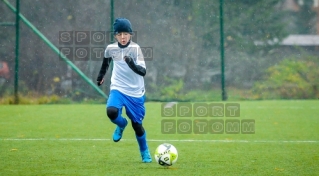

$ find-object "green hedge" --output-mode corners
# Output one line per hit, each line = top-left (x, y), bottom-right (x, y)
(253, 57), (319, 99)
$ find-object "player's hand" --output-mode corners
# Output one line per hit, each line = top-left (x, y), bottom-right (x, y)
(97, 78), (104, 86)
(124, 56), (132, 63)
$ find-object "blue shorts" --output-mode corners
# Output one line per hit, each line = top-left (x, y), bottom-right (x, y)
(107, 90), (145, 124)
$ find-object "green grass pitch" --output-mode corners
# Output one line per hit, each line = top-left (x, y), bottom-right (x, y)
(0, 100), (318, 175)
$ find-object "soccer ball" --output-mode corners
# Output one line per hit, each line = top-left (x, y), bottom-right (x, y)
(154, 143), (178, 166)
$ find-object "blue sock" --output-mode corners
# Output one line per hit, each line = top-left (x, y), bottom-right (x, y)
(111, 116), (127, 128)
(136, 132), (148, 152)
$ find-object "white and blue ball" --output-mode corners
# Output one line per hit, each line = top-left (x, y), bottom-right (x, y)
(154, 143), (178, 166)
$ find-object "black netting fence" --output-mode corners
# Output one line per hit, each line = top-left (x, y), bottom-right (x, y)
(0, 0), (318, 104)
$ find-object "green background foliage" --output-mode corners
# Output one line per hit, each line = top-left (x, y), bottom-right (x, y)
(253, 56), (319, 99)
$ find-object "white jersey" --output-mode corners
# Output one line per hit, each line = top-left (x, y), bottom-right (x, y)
(104, 42), (146, 97)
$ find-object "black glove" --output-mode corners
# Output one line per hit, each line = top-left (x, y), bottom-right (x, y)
(96, 76), (104, 86)
(124, 56), (146, 76)
(124, 55), (132, 63)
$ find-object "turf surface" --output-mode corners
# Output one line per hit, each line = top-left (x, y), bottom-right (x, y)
(0, 100), (318, 175)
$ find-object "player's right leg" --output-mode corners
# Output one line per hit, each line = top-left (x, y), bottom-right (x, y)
(106, 90), (128, 142)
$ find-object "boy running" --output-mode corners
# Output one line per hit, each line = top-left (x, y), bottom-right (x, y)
(96, 18), (152, 163)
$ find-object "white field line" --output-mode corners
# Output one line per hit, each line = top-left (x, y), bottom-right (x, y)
(1, 138), (319, 143)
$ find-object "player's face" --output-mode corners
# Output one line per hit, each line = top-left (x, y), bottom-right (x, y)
(115, 32), (131, 46)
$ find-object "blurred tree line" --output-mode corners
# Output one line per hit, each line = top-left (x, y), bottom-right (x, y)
(0, 0), (318, 102)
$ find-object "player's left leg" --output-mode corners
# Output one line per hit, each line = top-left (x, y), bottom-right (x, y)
(131, 121), (152, 163)
(124, 95), (152, 163)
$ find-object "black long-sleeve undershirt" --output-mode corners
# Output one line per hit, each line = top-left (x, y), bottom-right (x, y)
(124, 56), (146, 77)
(97, 57), (112, 81)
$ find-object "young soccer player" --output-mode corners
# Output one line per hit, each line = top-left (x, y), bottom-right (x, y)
(96, 18), (152, 163)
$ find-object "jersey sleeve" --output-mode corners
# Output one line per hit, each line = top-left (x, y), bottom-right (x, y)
(136, 46), (146, 69)
(104, 46), (110, 58)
